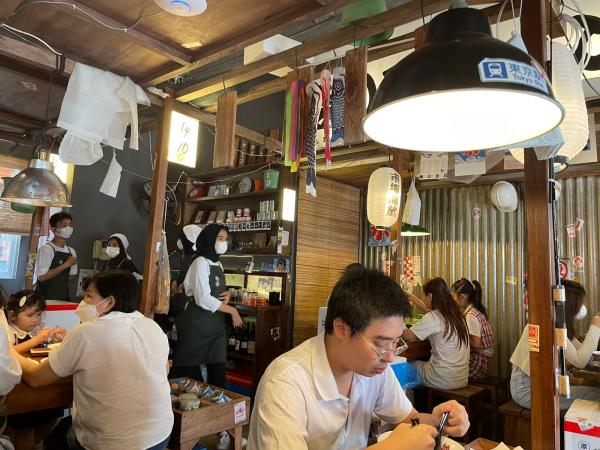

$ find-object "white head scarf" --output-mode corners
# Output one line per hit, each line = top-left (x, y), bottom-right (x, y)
(108, 233), (131, 259)
(183, 224), (202, 251)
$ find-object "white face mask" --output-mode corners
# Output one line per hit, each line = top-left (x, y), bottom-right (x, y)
(215, 241), (228, 255)
(105, 247), (120, 258)
(177, 239), (183, 251)
(75, 297), (108, 323)
(55, 226), (73, 239)
(575, 305), (588, 321)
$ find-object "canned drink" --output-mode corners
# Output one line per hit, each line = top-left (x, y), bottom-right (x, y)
(209, 390), (230, 404)
(198, 384), (214, 399)
(179, 393), (200, 411)
(176, 378), (201, 394)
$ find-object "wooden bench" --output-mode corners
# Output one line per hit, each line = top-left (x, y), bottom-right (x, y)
(498, 400), (531, 450)
(426, 384), (485, 442)
(470, 376), (509, 441)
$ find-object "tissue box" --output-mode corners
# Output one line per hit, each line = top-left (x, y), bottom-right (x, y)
(564, 399), (600, 450)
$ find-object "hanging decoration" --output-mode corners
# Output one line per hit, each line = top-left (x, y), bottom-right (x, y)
(368, 225), (391, 247)
(454, 150), (486, 177)
(367, 167), (401, 227)
(283, 79), (306, 170)
(402, 179), (421, 226)
(417, 153), (448, 180)
(320, 69), (332, 169)
(330, 67), (345, 145)
(305, 80), (323, 197)
(99, 150), (123, 198)
(490, 181), (518, 213)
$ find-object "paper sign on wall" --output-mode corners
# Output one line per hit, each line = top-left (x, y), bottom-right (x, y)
(455, 151), (486, 176)
(168, 111), (199, 168)
(528, 324), (540, 352)
(418, 152), (448, 180)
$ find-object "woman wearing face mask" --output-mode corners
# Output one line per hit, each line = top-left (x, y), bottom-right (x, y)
(510, 279), (600, 413)
(171, 224), (243, 387)
(103, 233), (142, 280)
(35, 212), (78, 301)
(11, 270), (174, 450)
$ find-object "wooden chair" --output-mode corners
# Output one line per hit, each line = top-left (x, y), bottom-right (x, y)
(498, 400), (531, 450)
(470, 376), (509, 440)
(426, 385), (486, 443)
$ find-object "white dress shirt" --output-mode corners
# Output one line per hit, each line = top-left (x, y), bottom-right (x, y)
(248, 334), (413, 450)
(49, 311), (173, 450)
(0, 310), (22, 395)
(183, 256), (223, 312)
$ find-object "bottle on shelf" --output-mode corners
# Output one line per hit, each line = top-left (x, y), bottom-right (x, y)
(234, 327), (241, 352)
(228, 329), (236, 350)
(240, 324), (248, 353)
(247, 323), (256, 355)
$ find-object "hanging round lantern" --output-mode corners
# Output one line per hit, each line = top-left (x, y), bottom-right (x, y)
(491, 181), (518, 212)
(511, 42), (589, 165)
(367, 167), (402, 227)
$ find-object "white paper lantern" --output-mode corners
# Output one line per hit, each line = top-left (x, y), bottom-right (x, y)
(491, 181), (518, 212)
(511, 42), (588, 164)
(367, 167), (402, 227)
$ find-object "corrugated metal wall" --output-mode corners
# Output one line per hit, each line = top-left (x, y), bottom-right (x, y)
(361, 175), (600, 377)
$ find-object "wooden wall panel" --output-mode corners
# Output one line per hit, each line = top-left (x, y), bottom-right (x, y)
(294, 172), (361, 346)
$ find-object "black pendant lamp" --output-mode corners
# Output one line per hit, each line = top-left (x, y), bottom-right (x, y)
(363, 2), (565, 152)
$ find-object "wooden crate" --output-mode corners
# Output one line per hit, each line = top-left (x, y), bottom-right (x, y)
(170, 384), (250, 450)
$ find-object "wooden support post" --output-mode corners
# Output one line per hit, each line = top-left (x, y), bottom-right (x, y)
(140, 88), (174, 318)
(213, 91), (238, 169)
(521, 1), (560, 448)
(344, 46), (368, 145)
(24, 207), (45, 290)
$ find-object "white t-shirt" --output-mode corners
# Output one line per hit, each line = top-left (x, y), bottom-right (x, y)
(183, 256), (224, 312)
(36, 242), (78, 277)
(248, 334), (413, 450)
(48, 311), (173, 450)
(0, 310), (21, 395)
(510, 323), (600, 376)
(411, 311), (470, 389)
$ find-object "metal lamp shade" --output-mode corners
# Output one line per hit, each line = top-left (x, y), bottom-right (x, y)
(1, 159), (71, 207)
(401, 223), (430, 237)
(363, 7), (565, 152)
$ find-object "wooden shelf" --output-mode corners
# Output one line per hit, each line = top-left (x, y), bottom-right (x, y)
(232, 304), (288, 316)
(225, 248), (286, 256)
(227, 350), (255, 362)
(189, 162), (282, 181)
(187, 190), (279, 204)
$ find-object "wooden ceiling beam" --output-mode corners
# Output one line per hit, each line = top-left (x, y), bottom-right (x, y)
(0, 130), (35, 146)
(141, 0), (357, 86)
(203, 77), (288, 113)
(0, 0), (21, 22)
(175, 0), (497, 102)
(46, 1), (191, 65)
(0, 109), (44, 129)
(0, 53), (70, 88)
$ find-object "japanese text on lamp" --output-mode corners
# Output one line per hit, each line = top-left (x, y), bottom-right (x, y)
(386, 173), (401, 217)
(168, 111), (199, 168)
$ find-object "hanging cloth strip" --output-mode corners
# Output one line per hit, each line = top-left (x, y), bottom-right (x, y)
(283, 87), (293, 167)
(320, 69), (332, 170)
(305, 80), (323, 197)
(291, 80), (307, 173)
(330, 67), (345, 145)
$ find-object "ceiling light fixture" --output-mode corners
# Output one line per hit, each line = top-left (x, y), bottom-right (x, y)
(363, 0), (564, 152)
(154, 0), (207, 17)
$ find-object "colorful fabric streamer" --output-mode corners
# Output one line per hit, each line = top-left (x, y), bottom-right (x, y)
(305, 80), (322, 197)
(320, 69), (332, 170)
(331, 67), (345, 145)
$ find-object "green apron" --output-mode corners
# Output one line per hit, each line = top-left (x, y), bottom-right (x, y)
(173, 262), (228, 366)
(35, 244), (71, 301)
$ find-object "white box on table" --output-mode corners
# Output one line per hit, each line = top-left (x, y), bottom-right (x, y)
(564, 399), (600, 450)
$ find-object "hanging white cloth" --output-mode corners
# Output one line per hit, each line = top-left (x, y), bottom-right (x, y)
(99, 151), (123, 198)
(57, 63), (150, 165)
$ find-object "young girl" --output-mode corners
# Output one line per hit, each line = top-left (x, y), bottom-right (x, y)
(5, 290), (65, 354)
(403, 278), (470, 389)
(4, 290), (65, 450)
(451, 278), (494, 381)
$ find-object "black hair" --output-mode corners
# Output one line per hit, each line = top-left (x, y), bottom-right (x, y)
(88, 270), (139, 313)
(6, 290), (46, 315)
(424, 277), (469, 348)
(452, 278), (487, 318)
(195, 223), (229, 263)
(562, 278), (587, 340)
(49, 212), (73, 228)
(324, 264), (412, 335)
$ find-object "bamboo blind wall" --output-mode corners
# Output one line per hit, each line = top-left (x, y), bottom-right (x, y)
(0, 155), (32, 234)
(294, 172), (361, 346)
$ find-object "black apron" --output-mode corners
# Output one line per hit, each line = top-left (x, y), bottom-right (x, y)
(173, 262), (228, 366)
(36, 244), (71, 301)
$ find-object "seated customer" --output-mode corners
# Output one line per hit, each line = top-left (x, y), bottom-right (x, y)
(403, 278), (470, 389)
(0, 309), (21, 395)
(11, 270), (173, 450)
(451, 278), (494, 381)
(511, 279), (600, 413)
(248, 265), (470, 450)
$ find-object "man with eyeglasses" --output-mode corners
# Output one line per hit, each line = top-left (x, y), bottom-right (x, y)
(248, 265), (469, 450)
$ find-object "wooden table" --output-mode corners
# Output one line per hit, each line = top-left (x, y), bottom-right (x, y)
(400, 339), (431, 361)
(570, 368), (600, 387)
(465, 438), (513, 449)
(5, 355), (73, 415)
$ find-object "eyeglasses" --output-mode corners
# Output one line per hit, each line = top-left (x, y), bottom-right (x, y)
(356, 333), (409, 361)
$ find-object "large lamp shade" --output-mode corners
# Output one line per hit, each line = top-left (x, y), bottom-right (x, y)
(363, 6), (564, 152)
(367, 167), (401, 227)
(511, 42), (588, 165)
(1, 159), (71, 207)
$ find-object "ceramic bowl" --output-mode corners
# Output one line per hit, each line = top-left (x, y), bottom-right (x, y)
(377, 430), (463, 450)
